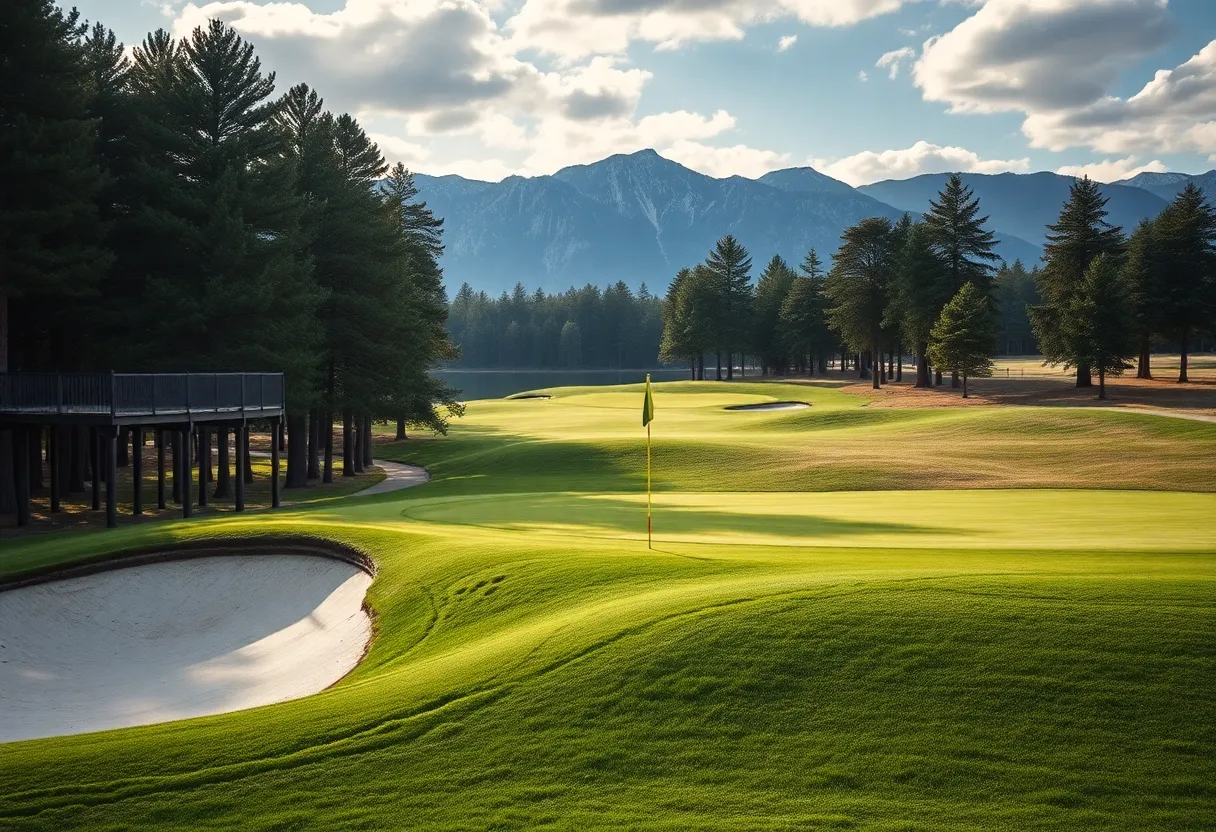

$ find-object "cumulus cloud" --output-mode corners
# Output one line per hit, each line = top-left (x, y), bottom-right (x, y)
(777, 34), (797, 52)
(812, 141), (1031, 186)
(876, 46), (914, 79)
(909, 0), (1216, 159)
(1055, 156), (1167, 182)
(663, 139), (790, 178)
(506, 0), (924, 59)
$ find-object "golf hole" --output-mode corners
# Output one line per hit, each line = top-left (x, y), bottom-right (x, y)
(0, 546), (373, 743)
(724, 401), (811, 412)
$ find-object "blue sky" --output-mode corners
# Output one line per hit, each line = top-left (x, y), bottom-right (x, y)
(77, 0), (1216, 184)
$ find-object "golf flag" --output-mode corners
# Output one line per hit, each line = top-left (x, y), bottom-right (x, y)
(643, 375), (654, 548)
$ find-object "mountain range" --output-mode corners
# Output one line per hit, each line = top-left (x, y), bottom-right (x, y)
(413, 150), (1214, 296)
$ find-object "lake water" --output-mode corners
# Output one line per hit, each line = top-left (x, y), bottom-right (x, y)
(432, 368), (691, 401)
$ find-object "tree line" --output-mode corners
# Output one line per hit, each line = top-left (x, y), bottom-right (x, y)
(660, 173), (1215, 399)
(448, 281), (663, 369)
(1, 1), (460, 511)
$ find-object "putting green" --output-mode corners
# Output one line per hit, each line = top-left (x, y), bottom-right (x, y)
(1, 381), (1213, 831)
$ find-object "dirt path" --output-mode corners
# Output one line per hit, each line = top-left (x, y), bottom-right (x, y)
(249, 453), (430, 496)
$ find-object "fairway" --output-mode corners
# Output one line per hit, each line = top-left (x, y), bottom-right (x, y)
(1, 382), (1213, 831)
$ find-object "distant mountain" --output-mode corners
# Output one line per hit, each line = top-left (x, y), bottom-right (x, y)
(1116, 170), (1216, 202)
(858, 172), (1168, 252)
(417, 150), (914, 295)
(756, 167), (858, 197)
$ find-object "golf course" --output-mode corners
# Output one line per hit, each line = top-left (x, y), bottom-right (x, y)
(1, 380), (1214, 830)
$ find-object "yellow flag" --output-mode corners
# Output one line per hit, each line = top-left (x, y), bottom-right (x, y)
(642, 374), (655, 426)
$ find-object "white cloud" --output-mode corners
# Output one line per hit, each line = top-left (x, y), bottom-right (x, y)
(858, 69), (869, 82)
(812, 140), (1031, 186)
(778, 34), (798, 52)
(506, 0), (927, 60)
(663, 140), (790, 178)
(909, 0), (1216, 159)
(1055, 156), (1167, 182)
(876, 46), (915, 79)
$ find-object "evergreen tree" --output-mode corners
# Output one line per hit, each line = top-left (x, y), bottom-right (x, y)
(824, 217), (895, 390)
(993, 259), (1040, 356)
(751, 255), (797, 375)
(1034, 176), (1124, 387)
(778, 250), (832, 375)
(1120, 219), (1164, 379)
(926, 282), (996, 398)
(887, 221), (946, 387)
(922, 174), (999, 386)
(1072, 254), (1137, 400)
(704, 234), (753, 380)
(559, 321), (582, 367)
(1152, 184), (1216, 382)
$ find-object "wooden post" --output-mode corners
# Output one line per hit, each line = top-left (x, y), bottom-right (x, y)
(234, 422), (246, 513)
(156, 428), (166, 510)
(105, 429), (118, 529)
(271, 418), (281, 509)
(181, 427), (192, 519)
(91, 427), (101, 511)
(132, 427), (143, 516)
(49, 424), (60, 513)
(14, 427), (30, 527)
(198, 425), (209, 508)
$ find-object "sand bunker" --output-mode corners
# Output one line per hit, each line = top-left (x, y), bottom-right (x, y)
(508, 393), (552, 400)
(724, 401), (811, 412)
(0, 554), (372, 743)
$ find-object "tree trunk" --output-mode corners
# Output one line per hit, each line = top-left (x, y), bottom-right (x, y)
(934, 369), (942, 386)
(715, 351), (722, 381)
(396, 418), (407, 441)
(285, 413), (308, 488)
(896, 345), (903, 382)
(1179, 330), (1189, 383)
(726, 352), (734, 380)
(323, 410), (334, 483)
(342, 409), (355, 477)
(243, 427), (254, 484)
(1076, 364), (1093, 388)
(213, 427), (230, 499)
(872, 343), (881, 389)
(1137, 338), (1152, 379)
(951, 370), (960, 389)
(353, 416), (365, 474)
(1098, 368), (1106, 400)
(28, 427), (43, 491)
(962, 373), (969, 399)
(363, 416), (375, 467)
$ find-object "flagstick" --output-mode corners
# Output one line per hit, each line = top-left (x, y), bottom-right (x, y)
(646, 421), (652, 550)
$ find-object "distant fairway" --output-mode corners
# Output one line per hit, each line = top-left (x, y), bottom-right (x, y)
(1, 382), (1213, 831)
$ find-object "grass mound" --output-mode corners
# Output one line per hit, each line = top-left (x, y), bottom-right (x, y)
(1, 381), (1213, 830)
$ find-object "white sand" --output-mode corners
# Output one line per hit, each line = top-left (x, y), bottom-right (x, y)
(0, 555), (372, 743)
(726, 401), (811, 412)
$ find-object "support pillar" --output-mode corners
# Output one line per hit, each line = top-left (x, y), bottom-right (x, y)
(14, 427), (30, 527)
(132, 427), (144, 516)
(271, 418), (281, 509)
(49, 425), (60, 513)
(181, 427), (192, 519)
(235, 422), (246, 513)
(198, 426), (209, 508)
(105, 429), (117, 529)
(156, 428), (166, 510)
(91, 427), (101, 511)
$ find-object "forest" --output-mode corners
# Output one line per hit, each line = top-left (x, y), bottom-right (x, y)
(658, 174), (1216, 397)
(1, 2), (459, 509)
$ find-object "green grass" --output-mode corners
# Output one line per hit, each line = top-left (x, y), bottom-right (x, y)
(1, 381), (1213, 830)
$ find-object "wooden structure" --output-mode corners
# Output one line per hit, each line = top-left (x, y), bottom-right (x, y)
(0, 372), (285, 529)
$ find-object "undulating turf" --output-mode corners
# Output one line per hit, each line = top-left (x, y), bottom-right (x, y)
(1, 381), (1213, 831)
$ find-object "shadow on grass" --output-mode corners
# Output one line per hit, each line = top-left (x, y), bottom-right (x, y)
(392, 492), (959, 543)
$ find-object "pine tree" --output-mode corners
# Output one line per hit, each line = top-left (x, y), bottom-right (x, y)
(1121, 219), (1164, 379)
(824, 217), (895, 390)
(993, 259), (1040, 356)
(1153, 184), (1216, 382)
(778, 252), (832, 375)
(887, 221), (946, 387)
(1072, 254), (1136, 400)
(922, 174), (999, 387)
(751, 255), (797, 375)
(1034, 176), (1124, 387)
(926, 282), (996, 398)
(704, 235), (753, 380)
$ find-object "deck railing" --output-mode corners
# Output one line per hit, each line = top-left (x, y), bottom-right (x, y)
(0, 373), (285, 417)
